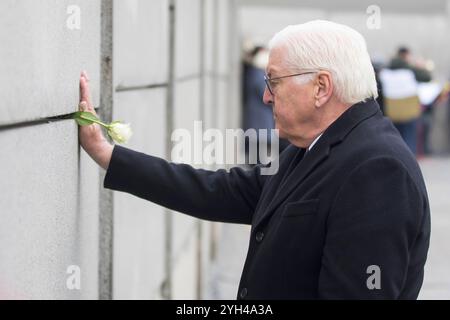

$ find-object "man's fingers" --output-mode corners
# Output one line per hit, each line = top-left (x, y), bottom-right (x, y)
(81, 70), (90, 82)
(79, 71), (97, 115)
(79, 99), (96, 114)
(80, 71), (90, 84)
(79, 101), (87, 112)
(79, 77), (91, 103)
(79, 72), (93, 106)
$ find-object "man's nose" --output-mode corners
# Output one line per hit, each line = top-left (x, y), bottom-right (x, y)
(263, 87), (273, 105)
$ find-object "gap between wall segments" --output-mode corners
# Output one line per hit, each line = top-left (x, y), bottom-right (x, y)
(0, 109), (102, 131)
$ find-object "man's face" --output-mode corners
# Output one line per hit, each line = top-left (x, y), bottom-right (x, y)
(263, 47), (317, 145)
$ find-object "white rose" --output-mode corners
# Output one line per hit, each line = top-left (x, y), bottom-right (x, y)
(73, 111), (133, 144)
(108, 122), (133, 144)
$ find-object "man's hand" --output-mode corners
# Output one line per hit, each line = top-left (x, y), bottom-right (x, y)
(79, 71), (113, 170)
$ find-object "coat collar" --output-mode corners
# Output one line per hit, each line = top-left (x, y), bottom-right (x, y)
(252, 99), (381, 231)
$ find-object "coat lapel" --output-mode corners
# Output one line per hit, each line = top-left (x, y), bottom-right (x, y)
(252, 99), (381, 231)
(253, 146), (305, 216)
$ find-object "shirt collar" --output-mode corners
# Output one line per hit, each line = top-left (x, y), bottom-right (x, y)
(308, 133), (323, 151)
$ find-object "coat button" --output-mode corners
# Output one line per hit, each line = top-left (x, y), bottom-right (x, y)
(256, 231), (264, 242)
(239, 287), (248, 299)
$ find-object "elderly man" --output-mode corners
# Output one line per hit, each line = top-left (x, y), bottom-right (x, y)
(79, 20), (430, 299)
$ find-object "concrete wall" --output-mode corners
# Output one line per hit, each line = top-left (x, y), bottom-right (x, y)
(0, 0), (241, 299)
(0, 0), (101, 125)
(0, 0), (101, 299)
(112, 0), (241, 299)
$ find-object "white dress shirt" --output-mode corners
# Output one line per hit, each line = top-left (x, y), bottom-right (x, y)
(308, 133), (323, 151)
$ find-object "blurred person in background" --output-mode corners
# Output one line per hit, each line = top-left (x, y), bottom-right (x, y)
(389, 47), (432, 83)
(372, 56), (386, 115)
(381, 47), (432, 155)
(242, 45), (289, 166)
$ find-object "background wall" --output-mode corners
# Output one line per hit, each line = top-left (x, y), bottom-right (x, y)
(112, 0), (242, 300)
(238, 1), (450, 81)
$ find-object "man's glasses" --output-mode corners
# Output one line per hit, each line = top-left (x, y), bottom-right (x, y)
(264, 70), (319, 96)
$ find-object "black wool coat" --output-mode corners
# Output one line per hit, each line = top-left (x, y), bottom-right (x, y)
(104, 99), (431, 300)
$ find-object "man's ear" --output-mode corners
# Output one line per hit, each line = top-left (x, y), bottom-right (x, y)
(313, 71), (333, 107)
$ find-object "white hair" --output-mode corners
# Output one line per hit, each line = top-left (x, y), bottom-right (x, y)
(269, 20), (378, 104)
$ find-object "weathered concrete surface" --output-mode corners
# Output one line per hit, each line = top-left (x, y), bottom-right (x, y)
(114, 0), (169, 88)
(0, 0), (100, 125)
(112, 88), (167, 299)
(419, 157), (450, 300)
(0, 120), (99, 299)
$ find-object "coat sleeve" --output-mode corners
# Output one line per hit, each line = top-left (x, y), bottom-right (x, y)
(103, 145), (268, 224)
(318, 157), (429, 299)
